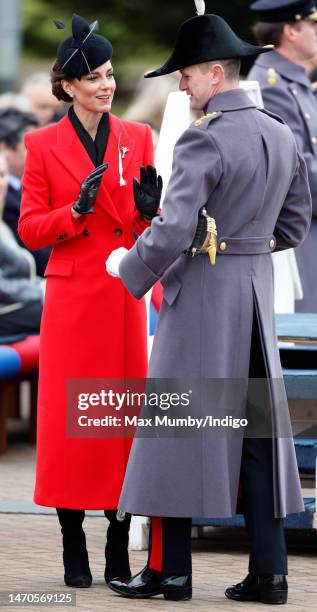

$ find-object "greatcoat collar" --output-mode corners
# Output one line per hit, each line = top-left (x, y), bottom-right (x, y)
(254, 49), (311, 88)
(204, 88), (256, 114)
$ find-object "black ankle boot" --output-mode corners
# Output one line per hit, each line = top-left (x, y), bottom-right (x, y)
(104, 510), (131, 583)
(57, 508), (92, 588)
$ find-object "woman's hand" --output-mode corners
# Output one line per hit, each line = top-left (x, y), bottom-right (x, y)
(72, 163), (108, 215)
(133, 165), (163, 220)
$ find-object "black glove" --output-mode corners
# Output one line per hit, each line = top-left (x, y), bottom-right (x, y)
(133, 165), (163, 220)
(73, 163), (108, 215)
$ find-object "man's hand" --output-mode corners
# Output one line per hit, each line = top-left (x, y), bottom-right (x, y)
(133, 165), (163, 220)
(73, 163), (108, 215)
(106, 247), (128, 278)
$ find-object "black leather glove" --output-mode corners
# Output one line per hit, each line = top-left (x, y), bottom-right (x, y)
(73, 163), (108, 215)
(133, 165), (163, 220)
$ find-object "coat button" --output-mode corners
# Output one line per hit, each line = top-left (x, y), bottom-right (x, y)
(114, 228), (123, 236)
(269, 239), (275, 249)
(292, 89), (298, 96)
(312, 137), (317, 145)
(83, 228), (90, 236)
(305, 113), (311, 120)
(57, 232), (68, 241)
(219, 241), (227, 251)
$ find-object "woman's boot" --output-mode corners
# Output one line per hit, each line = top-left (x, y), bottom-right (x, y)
(56, 508), (92, 588)
(104, 510), (131, 583)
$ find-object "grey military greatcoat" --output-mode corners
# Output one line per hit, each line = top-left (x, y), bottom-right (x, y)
(118, 89), (311, 519)
(249, 50), (317, 312)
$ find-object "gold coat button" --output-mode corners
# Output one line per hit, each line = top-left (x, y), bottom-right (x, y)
(312, 137), (317, 145)
(305, 113), (311, 120)
(269, 239), (275, 249)
(219, 241), (227, 251)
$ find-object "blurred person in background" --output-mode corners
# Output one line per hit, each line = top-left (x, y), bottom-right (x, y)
(0, 152), (43, 340)
(21, 72), (65, 125)
(0, 108), (51, 277)
(248, 0), (317, 312)
(0, 92), (33, 113)
(123, 72), (180, 147)
(18, 13), (159, 590)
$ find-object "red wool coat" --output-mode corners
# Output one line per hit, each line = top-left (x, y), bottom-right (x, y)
(19, 113), (154, 509)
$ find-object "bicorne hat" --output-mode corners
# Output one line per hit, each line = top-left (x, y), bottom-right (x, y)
(250, 0), (317, 23)
(145, 9), (273, 79)
(55, 14), (113, 79)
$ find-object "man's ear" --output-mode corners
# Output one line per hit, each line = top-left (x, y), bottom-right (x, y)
(211, 63), (225, 84)
(283, 23), (298, 43)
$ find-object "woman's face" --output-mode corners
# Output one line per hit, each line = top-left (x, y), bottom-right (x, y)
(0, 155), (8, 217)
(64, 60), (116, 114)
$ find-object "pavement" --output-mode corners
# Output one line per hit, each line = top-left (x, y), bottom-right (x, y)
(0, 440), (316, 612)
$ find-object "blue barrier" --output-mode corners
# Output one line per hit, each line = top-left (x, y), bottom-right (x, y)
(193, 499), (315, 530)
(0, 347), (21, 380)
(295, 439), (317, 473)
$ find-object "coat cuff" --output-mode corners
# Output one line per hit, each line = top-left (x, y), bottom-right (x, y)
(119, 243), (159, 299)
(70, 209), (88, 234)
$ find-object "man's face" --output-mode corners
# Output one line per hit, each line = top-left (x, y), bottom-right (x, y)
(0, 127), (33, 178)
(293, 19), (317, 60)
(179, 64), (214, 111)
(23, 82), (61, 126)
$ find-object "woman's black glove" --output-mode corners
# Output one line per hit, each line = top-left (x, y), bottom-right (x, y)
(73, 163), (108, 215)
(133, 165), (163, 220)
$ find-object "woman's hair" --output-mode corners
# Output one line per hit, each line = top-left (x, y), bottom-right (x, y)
(51, 61), (73, 103)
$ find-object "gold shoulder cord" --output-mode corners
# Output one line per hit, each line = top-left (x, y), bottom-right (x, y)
(267, 67), (277, 86)
(201, 207), (218, 265)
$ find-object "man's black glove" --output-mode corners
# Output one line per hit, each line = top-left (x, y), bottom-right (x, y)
(73, 163), (108, 215)
(133, 165), (163, 220)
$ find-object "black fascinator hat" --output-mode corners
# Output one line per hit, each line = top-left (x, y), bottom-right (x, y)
(55, 14), (113, 79)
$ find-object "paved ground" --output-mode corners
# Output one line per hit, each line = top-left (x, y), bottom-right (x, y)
(0, 441), (316, 612)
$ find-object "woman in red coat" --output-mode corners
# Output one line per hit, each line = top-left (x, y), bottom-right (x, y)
(19, 14), (159, 588)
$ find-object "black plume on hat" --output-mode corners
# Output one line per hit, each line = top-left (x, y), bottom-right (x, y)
(145, 13), (273, 78)
(55, 14), (113, 79)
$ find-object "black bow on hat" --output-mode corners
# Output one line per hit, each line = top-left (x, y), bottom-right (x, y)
(55, 14), (113, 79)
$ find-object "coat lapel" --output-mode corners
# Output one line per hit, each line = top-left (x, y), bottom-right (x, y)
(50, 114), (126, 224)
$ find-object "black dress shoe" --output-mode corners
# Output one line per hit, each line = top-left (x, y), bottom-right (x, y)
(108, 566), (192, 600)
(225, 574), (288, 604)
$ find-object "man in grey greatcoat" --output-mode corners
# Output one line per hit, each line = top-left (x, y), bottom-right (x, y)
(248, 0), (317, 312)
(106, 9), (312, 606)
